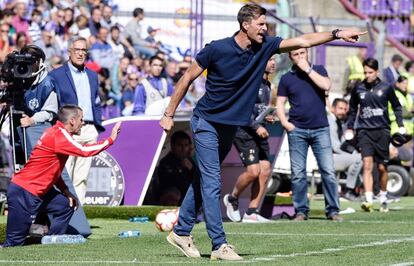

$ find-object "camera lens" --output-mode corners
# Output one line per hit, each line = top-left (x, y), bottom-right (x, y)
(15, 63), (29, 76)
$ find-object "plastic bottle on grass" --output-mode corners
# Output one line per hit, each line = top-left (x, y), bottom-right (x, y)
(118, 230), (141, 238)
(41, 234), (86, 244)
(128, 216), (149, 223)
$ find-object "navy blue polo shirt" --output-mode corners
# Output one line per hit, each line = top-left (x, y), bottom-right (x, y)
(194, 34), (282, 126)
(277, 65), (329, 129)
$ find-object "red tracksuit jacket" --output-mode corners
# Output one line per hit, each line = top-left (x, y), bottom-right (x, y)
(12, 121), (113, 197)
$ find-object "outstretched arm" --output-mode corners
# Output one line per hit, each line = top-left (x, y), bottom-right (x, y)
(279, 30), (367, 53)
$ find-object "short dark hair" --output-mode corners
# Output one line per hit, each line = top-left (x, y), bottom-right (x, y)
(362, 57), (379, 71)
(237, 4), (267, 29)
(391, 54), (403, 63)
(58, 105), (82, 123)
(332, 98), (348, 107)
(133, 8), (144, 18)
(31, 9), (41, 17)
(149, 56), (163, 65)
(171, 131), (191, 147)
(405, 61), (414, 72)
(397, 75), (408, 83)
(110, 25), (120, 32)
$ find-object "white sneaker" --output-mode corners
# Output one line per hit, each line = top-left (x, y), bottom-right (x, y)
(223, 194), (241, 222)
(242, 212), (271, 223)
(211, 244), (243, 261)
(166, 231), (201, 258)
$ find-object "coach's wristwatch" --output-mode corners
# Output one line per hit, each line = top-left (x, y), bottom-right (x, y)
(332, 29), (342, 40)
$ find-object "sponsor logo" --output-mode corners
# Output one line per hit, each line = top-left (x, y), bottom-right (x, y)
(85, 151), (125, 206)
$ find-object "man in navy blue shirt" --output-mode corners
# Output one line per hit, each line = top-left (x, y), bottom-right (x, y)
(276, 48), (342, 222)
(160, 3), (364, 260)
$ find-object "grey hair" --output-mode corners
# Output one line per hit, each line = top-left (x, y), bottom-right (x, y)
(67, 36), (88, 50)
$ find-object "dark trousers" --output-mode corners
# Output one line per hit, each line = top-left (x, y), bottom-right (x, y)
(3, 183), (74, 247)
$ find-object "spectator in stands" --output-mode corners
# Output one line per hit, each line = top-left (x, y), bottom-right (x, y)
(121, 72), (139, 116)
(1, 9), (16, 38)
(69, 14), (91, 39)
(35, 31), (62, 67)
(165, 60), (178, 85)
(28, 9), (42, 43)
(145, 26), (160, 47)
(383, 54), (403, 85)
(158, 131), (196, 206)
(11, 2), (29, 40)
(15, 32), (28, 51)
(0, 23), (12, 63)
(132, 55), (173, 115)
(123, 7), (156, 58)
(328, 98), (362, 201)
(63, 7), (74, 34)
(89, 26), (115, 70)
(44, 8), (65, 37)
(101, 4), (115, 29)
(276, 48), (342, 222)
(88, 6), (101, 37)
(345, 58), (404, 213)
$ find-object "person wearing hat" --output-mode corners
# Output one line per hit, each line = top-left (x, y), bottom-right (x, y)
(145, 26), (161, 50)
(345, 58), (405, 213)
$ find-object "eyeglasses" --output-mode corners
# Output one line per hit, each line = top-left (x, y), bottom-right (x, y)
(1, 30), (9, 33)
(71, 48), (88, 54)
(128, 77), (138, 81)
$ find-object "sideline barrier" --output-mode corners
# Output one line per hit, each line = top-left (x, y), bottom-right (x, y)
(89, 116), (285, 214)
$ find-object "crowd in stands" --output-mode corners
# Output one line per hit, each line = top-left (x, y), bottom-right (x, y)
(0, 1), (205, 119)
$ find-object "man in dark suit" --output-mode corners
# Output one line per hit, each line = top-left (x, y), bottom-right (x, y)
(383, 54), (403, 85)
(50, 36), (103, 206)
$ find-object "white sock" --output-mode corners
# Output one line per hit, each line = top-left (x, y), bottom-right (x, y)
(379, 190), (387, 204)
(365, 192), (374, 203)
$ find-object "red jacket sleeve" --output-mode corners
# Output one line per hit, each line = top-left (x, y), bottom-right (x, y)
(54, 127), (114, 157)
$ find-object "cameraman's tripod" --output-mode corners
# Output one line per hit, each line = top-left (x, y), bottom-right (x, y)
(0, 104), (28, 173)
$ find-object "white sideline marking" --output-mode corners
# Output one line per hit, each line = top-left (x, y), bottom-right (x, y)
(0, 261), (203, 265)
(245, 236), (414, 263)
(350, 220), (412, 224)
(227, 232), (412, 237)
(389, 262), (414, 266)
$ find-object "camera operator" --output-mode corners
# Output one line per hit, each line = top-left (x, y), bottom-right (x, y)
(16, 45), (58, 156)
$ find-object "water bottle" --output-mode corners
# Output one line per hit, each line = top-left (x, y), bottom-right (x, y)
(118, 230), (141, 238)
(41, 234), (86, 244)
(128, 216), (149, 223)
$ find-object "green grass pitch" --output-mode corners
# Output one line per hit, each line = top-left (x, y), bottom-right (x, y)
(0, 197), (414, 265)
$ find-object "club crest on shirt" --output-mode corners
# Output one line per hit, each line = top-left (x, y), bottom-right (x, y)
(360, 92), (366, 99)
(376, 90), (383, 97)
(28, 98), (39, 110)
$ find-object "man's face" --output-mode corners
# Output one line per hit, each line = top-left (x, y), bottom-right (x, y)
(265, 56), (276, 74)
(92, 9), (101, 23)
(127, 74), (139, 88)
(103, 6), (112, 21)
(393, 60), (402, 70)
(363, 65), (379, 83)
(69, 40), (87, 67)
(333, 102), (348, 120)
(111, 28), (120, 40)
(98, 28), (108, 42)
(289, 48), (308, 65)
(166, 62), (177, 77)
(172, 138), (191, 159)
(70, 111), (84, 135)
(150, 58), (163, 77)
(244, 14), (267, 44)
(15, 3), (26, 18)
